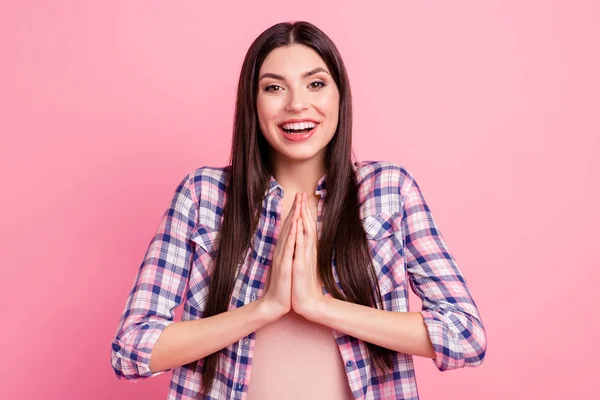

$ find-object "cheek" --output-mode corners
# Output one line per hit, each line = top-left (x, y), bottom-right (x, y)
(317, 95), (340, 125)
(257, 97), (285, 125)
(256, 97), (272, 132)
(256, 96), (267, 120)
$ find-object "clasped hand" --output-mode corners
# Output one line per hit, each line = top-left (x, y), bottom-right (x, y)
(261, 192), (325, 321)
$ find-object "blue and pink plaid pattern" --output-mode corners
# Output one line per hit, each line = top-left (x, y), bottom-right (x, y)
(110, 160), (486, 399)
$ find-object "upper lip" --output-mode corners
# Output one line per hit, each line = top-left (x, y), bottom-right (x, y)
(278, 118), (320, 126)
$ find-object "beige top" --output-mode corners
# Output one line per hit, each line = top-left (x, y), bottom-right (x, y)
(246, 309), (355, 400)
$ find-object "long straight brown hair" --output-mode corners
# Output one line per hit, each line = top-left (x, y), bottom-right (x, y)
(190, 21), (394, 397)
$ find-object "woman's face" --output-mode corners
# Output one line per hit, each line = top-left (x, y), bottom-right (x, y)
(256, 44), (340, 165)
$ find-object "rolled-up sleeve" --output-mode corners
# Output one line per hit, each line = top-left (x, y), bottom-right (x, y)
(402, 173), (487, 371)
(110, 171), (198, 381)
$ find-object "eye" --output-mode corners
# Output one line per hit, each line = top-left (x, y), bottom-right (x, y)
(309, 81), (326, 89)
(265, 84), (282, 92)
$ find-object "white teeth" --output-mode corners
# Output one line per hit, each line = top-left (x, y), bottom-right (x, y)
(281, 121), (317, 130)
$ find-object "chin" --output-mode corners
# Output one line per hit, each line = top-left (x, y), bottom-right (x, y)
(276, 147), (321, 162)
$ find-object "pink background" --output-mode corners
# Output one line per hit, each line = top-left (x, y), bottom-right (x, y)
(1, 1), (598, 399)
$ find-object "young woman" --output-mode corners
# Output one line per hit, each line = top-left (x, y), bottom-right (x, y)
(110, 21), (487, 400)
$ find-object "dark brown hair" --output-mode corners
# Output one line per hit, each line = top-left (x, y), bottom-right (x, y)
(191, 21), (393, 397)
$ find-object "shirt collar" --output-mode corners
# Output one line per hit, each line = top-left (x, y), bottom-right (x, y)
(264, 172), (328, 199)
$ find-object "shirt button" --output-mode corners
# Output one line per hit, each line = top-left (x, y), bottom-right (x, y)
(244, 336), (249, 345)
(270, 216), (276, 225)
(237, 380), (243, 390)
(346, 360), (354, 368)
(261, 256), (266, 263)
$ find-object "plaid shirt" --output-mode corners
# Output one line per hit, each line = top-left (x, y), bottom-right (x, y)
(110, 160), (486, 399)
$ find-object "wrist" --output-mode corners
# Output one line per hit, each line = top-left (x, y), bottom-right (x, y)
(255, 298), (286, 324)
(301, 296), (330, 323)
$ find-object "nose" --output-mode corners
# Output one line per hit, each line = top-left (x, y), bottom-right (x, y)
(284, 88), (309, 112)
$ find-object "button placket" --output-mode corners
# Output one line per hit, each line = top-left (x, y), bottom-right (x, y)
(243, 293), (257, 345)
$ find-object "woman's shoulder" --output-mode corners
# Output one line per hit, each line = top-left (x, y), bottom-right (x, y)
(354, 160), (416, 218)
(354, 159), (414, 191)
(182, 165), (229, 227)
(187, 165), (230, 191)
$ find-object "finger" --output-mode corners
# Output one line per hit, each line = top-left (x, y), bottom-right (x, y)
(301, 193), (315, 242)
(274, 196), (300, 265)
(289, 193), (299, 218)
(281, 219), (297, 268)
(278, 194), (300, 245)
(292, 193), (301, 219)
(307, 193), (317, 234)
(294, 218), (304, 268)
(281, 194), (298, 232)
(303, 192), (315, 225)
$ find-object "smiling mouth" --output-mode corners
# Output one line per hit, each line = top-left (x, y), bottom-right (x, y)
(282, 127), (316, 134)
(279, 123), (320, 134)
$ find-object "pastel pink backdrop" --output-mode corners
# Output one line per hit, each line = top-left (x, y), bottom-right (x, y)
(1, 1), (598, 399)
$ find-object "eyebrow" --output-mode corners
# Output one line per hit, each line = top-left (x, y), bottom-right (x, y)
(258, 67), (330, 82)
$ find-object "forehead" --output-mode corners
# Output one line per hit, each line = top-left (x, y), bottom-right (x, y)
(259, 44), (330, 76)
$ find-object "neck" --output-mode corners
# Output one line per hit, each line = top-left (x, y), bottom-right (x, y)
(269, 153), (326, 200)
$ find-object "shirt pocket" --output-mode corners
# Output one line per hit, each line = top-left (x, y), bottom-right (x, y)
(186, 225), (221, 312)
(362, 212), (406, 297)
